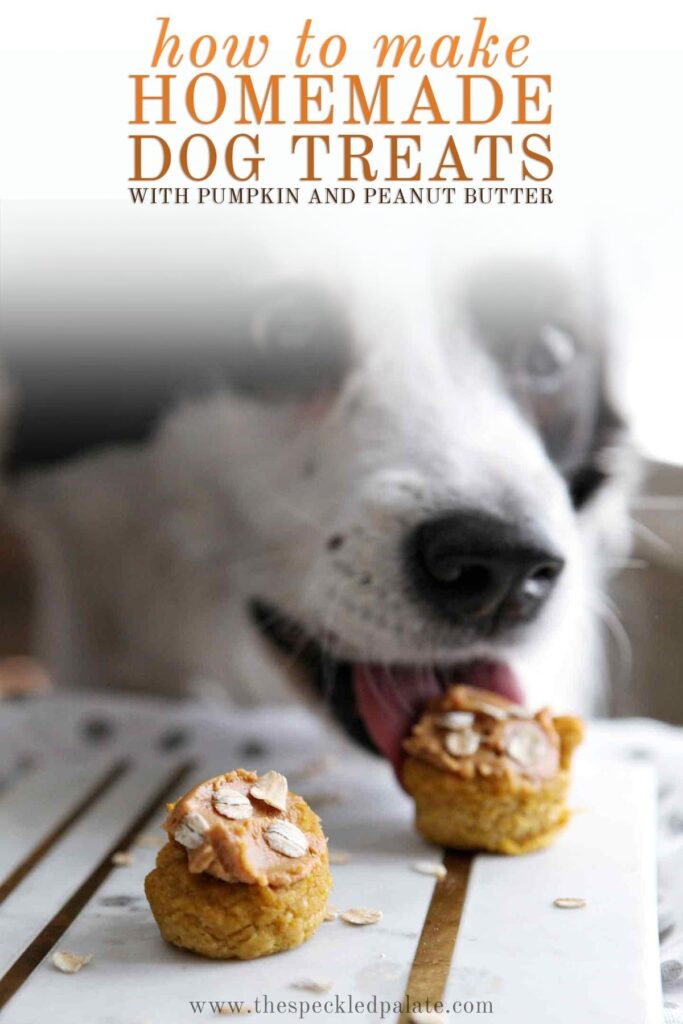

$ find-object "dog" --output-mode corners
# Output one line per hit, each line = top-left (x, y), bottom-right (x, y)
(13, 239), (635, 766)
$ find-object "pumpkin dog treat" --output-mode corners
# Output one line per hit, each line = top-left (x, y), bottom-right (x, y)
(145, 769), (331, 959)
(402, 686), (583, 855)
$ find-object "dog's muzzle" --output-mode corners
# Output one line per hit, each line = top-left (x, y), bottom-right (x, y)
(251, 511), (564, 777)
(407, 510), (564, 634)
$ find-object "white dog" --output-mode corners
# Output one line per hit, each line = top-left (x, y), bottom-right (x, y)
(14, 243), (635, 766)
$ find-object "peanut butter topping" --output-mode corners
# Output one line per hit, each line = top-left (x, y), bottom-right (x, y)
(164, 769), (326, 887)
(403, 685), (562, 784)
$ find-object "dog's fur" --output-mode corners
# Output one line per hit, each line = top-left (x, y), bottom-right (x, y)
(13, 245), (635, 732)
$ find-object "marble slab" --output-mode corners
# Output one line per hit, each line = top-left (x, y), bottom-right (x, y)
(0, 699), (662, 1023)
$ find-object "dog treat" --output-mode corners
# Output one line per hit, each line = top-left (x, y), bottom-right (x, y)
(144, 768), (331, 959)
(402, 685), (583, 855)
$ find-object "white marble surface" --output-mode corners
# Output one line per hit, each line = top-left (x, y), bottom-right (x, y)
(0, 696), (666, 1022)
(446, 763), (661, 1022)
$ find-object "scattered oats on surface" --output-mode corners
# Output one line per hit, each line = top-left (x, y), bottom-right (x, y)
(111, 850), (134, 867)
(265, 820), (308, 858)
(213, 786), (253, 821)
(412, 860), (447, 881)
(51, 951), (93, 974)
(341, 907), (382, 926)
(292, 979), (334, 993)
(216, 1005), (253, 1016)
(134, 832), (163, 848)
(328, 849), (351, 865)
(250, 770), (288, 812)
(323, 905), (339, 921)
(506, 723), (548, 768)
(409, 1011), (445, 1023)
(444, 729), (480, 757)
(553, 897), (587, 909)
(434, 711), (475, 730)
(174, 811), (210, 849)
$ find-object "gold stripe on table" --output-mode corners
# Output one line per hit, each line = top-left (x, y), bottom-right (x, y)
(399, 852), (473, 1023)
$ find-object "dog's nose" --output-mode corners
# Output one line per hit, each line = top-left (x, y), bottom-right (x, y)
(409, 511), (564, 629)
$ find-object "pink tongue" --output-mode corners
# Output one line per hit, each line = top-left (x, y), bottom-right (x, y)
(353, 660), (524, 774)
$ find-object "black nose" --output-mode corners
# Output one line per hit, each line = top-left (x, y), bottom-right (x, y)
(408, 511), (564, 631)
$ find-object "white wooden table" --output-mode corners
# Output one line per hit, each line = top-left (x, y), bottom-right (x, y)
(0, 696), (663, 1022)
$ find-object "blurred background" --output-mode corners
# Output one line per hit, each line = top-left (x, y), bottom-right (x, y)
(0, 0), (682, 720)
(0, 206), (681, 725)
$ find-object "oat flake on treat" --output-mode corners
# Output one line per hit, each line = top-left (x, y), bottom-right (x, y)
(249, 770), (288, 811)
(174, 811), (210, 848)
(213, 786), (253, 821)
(444, 728), (480, 757)
(264, 820), (308, 857)
(434, 711), (475, 730)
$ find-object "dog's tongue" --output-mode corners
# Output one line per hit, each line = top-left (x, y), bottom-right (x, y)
(353, 661), (524, 773)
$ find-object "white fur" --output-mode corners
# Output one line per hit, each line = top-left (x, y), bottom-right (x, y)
(14, 265), (632, 717)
